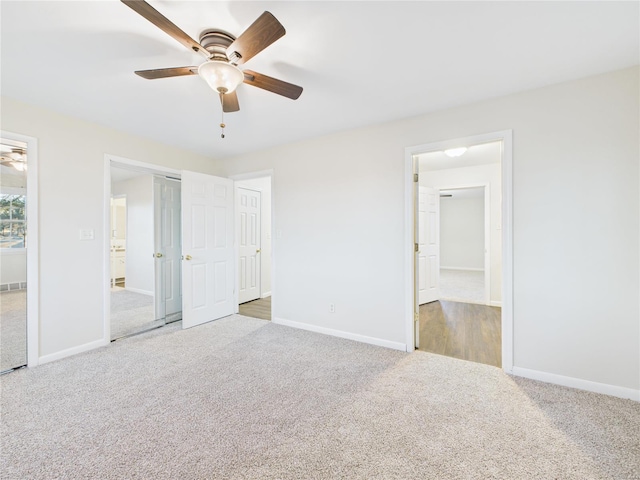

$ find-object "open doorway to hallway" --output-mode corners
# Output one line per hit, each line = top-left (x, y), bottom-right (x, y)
(415, 140), (503, 367)
(235, 175), (272, 321)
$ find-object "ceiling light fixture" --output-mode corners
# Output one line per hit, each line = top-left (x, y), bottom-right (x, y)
(11, 161), (26, 172)
(444, 147), (468, 158)
(198, 60), (244, 138)
(198, 60), (244, 94)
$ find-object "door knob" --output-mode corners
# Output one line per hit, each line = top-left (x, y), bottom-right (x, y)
(155, 252), (163, 258)
(256, 249), (261, 254)
(185, 255), (192, 261)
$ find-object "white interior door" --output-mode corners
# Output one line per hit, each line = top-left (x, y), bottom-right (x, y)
(237, 187), (261, 304)
(181, 171), (234, 329)
(419, 186), (440, 304)
(154, 177), (182, 319)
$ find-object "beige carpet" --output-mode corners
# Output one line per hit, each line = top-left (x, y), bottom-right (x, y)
(0, 290), (27, 372)
(1, 315), (638, 479)
(110, 287), (158, 339)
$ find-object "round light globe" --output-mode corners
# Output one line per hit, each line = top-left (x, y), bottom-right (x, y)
(198, 60), (244, 94)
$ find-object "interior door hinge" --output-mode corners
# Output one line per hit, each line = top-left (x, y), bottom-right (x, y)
(414, 312), (419, 322)
(414, 243), (419, 253)
(413, 173), (419, 183)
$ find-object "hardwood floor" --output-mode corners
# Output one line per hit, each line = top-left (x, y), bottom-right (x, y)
(239, 296), (271, 321)
(418, 300), (501, 368)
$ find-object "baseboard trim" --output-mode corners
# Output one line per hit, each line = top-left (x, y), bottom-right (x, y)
(261, 291), (272, 298)
(490, 301), (502, 307)
(38, 338), (109, 366)
(511, 366), (640, 401)
(124, 287), (154, 296)
(273, 317), (406, 351)
(440, 267), (484, 272)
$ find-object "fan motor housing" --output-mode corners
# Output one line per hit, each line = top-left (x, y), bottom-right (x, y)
(199, 30), (236, 60)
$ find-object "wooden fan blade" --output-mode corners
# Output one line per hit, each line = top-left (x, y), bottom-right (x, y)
(243, 70), (302, 100)
(135, 67), (198, 79)
(121, 0), (208, 57)
(226, 12), (285, 65)
(220, 91), (240, 112)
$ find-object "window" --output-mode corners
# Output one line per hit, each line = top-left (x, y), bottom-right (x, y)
(0, 194), (26, 248)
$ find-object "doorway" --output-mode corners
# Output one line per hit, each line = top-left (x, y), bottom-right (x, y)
(405, 131), (513, 370)
(234, 173), (273, 321)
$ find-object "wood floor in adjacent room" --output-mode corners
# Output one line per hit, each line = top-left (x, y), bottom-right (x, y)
(239, 296), (271, 321)
(418, 300), (501, 368)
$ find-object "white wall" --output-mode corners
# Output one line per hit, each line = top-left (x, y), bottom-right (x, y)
(221, 67), (640, 395)
(236, 176), (272, 297)
(422, 164), (502, 304)
(112, 175), (154, 295)
(0, 96), (222, 360)
(0, 251), (26, 286)
(440, 194), (485, 270)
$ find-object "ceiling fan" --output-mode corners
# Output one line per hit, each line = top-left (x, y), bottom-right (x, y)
(121, 0), (303, 119)
(0, 147), (27, 172)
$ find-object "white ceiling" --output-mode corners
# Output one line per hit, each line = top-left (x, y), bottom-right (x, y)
(2, 1), (638, 160)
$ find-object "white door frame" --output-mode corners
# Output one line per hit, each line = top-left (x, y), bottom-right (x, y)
(404, 130), (514, 372)
(436, 183), (491, 306)
(229, 170), (275, 314)
(103, 154), (181, 343)
(1, 130), (39, 367)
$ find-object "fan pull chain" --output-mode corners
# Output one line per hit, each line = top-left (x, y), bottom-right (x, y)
(220, 95), (226, 138)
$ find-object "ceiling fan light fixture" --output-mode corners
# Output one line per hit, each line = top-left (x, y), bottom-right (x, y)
(444, 147), (468, 158)
(11, 161), (26, 172)
(198, 60), (244, 94)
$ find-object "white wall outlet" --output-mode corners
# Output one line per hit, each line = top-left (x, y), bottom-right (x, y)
(79, 228), (95, 241)
(329, 303), (335, 313)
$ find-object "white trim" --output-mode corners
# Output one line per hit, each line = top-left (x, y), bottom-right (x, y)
(404, 150), (415, 353)
(273, 317), (406, 351)
(483, 184), (491, 306)
(124, 287), (154, 296)
(405, 130), (514, 370)
(490, 301), (502, 307)
(0, 248), (27, 256)
(261, 291), (272, 298)
(1, 130), (39, 368)
(229, 170), (275, 319)
(440, 266), (485, 272)
(103, 158), (112, 344)
(511, 366), (640, 402)
(39, 338), (109, 366)
(501, 132), (514, 373)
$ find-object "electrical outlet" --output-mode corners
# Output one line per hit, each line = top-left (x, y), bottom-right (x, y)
(329, 303), (335, 313)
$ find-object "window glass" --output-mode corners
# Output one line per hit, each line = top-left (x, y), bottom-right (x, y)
(0, 194), (26, 248)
